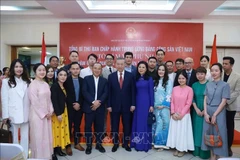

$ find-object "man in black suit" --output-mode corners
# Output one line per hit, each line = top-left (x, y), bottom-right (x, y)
(82, 63), (108, 155)
(63, 50), (83, 74)
(49, 56), (59, 81)
(64, 62), (84, 155)
(174, 57), (198, 87)
(108, 58), (136, 152)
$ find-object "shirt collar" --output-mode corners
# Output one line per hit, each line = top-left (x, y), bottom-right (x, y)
(118, 70), (125, 76)
(186, 69), (192, 74)
(93, 75), (99, 80)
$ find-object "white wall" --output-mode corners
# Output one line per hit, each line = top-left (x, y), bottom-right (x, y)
(0, 23), (59, 69)
(1, 19), (240, 69)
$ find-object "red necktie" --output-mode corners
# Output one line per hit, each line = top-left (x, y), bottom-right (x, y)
(119, 72), (123, 89)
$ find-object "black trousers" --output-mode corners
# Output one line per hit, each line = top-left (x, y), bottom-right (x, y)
(68, 109), (83, 145)
(85, 112), (104, 146)
(226, 110), (236, 149)
(111, 111), (132, 145)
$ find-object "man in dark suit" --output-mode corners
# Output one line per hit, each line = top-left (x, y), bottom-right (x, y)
(64, 62), (84, 155)
(174, 57), (198, 87)
(124, 52), (137, 79)
(63, 50), (83, 74)
(82, 63), (108, 155)
(108, 58), (136, 152)
(48, 56), (59, 81)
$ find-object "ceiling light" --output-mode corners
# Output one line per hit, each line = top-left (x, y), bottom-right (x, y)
(39, 51), (52, 55)
(22, 47), (31, 50)
(0, 6), (22, 11)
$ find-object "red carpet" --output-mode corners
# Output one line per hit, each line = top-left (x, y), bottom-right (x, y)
(233, 130), (240, 145)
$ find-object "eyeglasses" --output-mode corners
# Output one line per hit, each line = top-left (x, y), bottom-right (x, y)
(184, 62), (192, 65)
(106, 58), (113, 60)
(175, 62), (183, 65)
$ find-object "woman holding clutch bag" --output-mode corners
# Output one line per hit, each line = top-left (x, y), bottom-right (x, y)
(130, 61), (154, 152)
(201, 63), (230, 160)
(1, 59), (31, 158)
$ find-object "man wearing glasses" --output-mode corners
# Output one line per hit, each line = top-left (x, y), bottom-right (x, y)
(102, 54), (117, 80)
(174, 57), (198, 87)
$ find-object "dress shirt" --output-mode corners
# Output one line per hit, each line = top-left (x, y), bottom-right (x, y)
(117, 71), (125, 82)
(94, 76), (99, 100)
(80, 67), (92, 78)
(125, 66), (132, 73)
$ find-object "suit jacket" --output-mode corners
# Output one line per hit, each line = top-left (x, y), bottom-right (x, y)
(223, 71), (240, 111)
(1, 78), (29, 123)
(108, 71), (136, 113)
(51, 82), (66, 116)
(174, 69), (198, 87)
(64, 76), (84, 110)
(63, 63), (84, 75)
(82, 75), (108, 113)
(131, 65), (137, 79)
(102, 66), (117, 80)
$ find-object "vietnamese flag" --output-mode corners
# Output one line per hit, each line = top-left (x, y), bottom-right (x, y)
(41, 32), (46, 64)
(210, 34), (218, 66)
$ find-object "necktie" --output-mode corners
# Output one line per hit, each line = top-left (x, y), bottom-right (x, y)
(187, 71), (191, 85)
(119, 72), (123, 89)
(109, 67), (112, 73)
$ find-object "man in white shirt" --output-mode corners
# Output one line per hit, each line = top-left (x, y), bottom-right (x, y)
(82, 63), (108, 155)
(80, 53), (98, 78)
(166, 60), (176, 84)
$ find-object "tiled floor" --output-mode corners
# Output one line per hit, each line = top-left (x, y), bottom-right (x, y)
(235, 118), (240, 132)
(57, 145), (240, 160)
(57, 119), (240, 160)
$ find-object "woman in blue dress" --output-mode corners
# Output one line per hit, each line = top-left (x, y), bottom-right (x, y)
(202, 63), (230, 160)
(152, 64), (173, 151)
(130, 61), (154, 152)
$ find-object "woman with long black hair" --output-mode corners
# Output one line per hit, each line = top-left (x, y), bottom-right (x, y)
(1, 59), (31, 158)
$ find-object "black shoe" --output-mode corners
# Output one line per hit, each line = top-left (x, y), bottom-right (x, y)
(229, 148), (233, 157)
(122, 144), (131, 152)
(54, 147), (66, 156)
(52, 154), (58, 160)
(58, 149), (67, 156)
(85, 146), (92, 155)
(96, 144), (106, 153)
(112, 144), (119, 152)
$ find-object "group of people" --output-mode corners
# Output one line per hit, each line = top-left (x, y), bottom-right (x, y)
(0, 49), (239, 160)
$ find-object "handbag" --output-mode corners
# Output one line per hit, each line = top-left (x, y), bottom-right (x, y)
(0, 121), (13, 143)
(147, 112), (156, 125)
(204, 123), (222, 147)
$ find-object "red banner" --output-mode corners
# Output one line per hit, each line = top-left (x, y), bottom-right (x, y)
(60, 22), (203, 67)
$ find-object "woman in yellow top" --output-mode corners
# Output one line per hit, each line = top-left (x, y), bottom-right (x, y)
(50, 68), (71, 156)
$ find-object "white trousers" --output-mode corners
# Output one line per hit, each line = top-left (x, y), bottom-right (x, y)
(10, 122), (29, 158)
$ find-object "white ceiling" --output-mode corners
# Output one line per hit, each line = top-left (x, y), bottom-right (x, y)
(0, 0), (240, 21)
(17, 47), (57, 56)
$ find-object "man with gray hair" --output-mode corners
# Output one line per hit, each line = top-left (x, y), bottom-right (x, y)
(174, 57), (198, 87)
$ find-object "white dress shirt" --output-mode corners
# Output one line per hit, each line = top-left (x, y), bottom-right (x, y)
(94, 76), (99, 100)
(80, 66), (92, 78)
(117, 71), (125, 82)
(168, 72), (176, 84)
